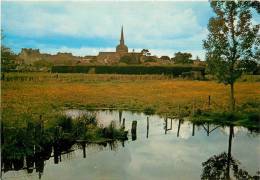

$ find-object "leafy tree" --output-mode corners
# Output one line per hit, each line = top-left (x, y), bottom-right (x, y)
(1, 30), (19, 71)
(119, 55), (140, 64)
(141, 49), (151, 56)
(172, 52), (193, 64)
(1, 46), (18, 72)
(201, 152), (260, 180)
(238, 60), (258, 74)
(203, 1), (259, 111)
(33, 60), (53, 69)
(160, 56), (170, 61)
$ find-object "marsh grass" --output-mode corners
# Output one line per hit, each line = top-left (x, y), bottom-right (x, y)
(1, 73), (260, 128)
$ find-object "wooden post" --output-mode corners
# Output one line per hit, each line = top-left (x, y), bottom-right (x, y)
(53, 142), (59, 164)
(39, 115), (44, 134)
(207, 123), (209, 136)
(131, 121), (137, 141)
(119, 111), (122, 124)
(177, 119), (181, 137)
(192, 123), (195, 136)
(146, 116), (149, 139)
(122, 118), (125, 130)
(82, 142), (86, 158)
(165, 118), (168, 134)
(208, 95), (211, 109)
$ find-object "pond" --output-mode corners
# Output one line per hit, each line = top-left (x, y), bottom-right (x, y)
(2, 110), (260, 180)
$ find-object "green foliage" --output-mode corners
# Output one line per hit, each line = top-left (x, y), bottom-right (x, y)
(201, 152), (259, 180)
(143, 56), (157, 63)
(57, 115), (73, 133)
(238, 60), (258, 74)
(160, 56), (170, 61)
(52, 65), (205, 76)
(1, 46), (18, 72)
(144, 106), (156, 115)
(203, 1), (259, 85)
(102, 121), (127, 139)
(172, 52), (193, 64)
(120, 55), (140, 64)
(33, 60), (53, 69)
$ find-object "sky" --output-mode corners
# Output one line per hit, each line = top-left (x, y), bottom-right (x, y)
(1, 1), (259, 59)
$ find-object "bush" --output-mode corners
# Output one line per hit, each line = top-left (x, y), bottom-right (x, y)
(57, 115), (73, 132)
(144, 107), (155, 115)
(52, 65), (205, 76)
(120, 55), (140, 64)
(248, 113), (260, 123)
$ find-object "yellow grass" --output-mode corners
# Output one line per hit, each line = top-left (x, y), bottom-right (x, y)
(1, 73), (260, 124)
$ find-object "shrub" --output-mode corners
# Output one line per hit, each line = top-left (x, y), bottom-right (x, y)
(144, 106), (155, 115)
(57, 115), (73, 132)
(52, 65), (205, 76)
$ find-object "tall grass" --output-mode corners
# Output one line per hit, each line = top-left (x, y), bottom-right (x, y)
(2, 73), (260, 126)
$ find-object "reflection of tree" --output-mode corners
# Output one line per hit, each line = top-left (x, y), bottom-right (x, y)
(201, 126), (259, 180)
(202, 152), (260, 180)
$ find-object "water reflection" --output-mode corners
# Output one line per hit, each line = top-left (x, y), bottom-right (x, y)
(201, 125), (260, 179)
(1, 110), (259, 180)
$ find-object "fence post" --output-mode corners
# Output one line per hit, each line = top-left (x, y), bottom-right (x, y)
(146, 116), (149, 138)
(122, 118), (125, 130)
(208, 95), (211, 109)
(131, 121), (137, 141)
(165, 117), (168, 134)
(82, 142), (86, 158)
(177, 119), (181, 137)
(119, 111), (122, 124)
(192, 123), (195, 136)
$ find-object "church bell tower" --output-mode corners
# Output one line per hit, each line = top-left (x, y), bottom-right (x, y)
(116, 26), (128, 53)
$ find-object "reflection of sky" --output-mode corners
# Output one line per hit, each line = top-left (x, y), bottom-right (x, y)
(3, 110), (260, 180)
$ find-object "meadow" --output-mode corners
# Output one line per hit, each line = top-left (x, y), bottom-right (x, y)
(1, 72), (260, 127)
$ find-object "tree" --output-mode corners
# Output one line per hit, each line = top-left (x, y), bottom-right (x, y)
(201, 125), (260, 180)
(1, 30), (18, 71)
(203, 1), (259, 112)
(172, 52), (193, 64)
(141, 49), (151, 56)
(119, 55), (140, 64)
(238, 60), (258, 74)
(160, 56), (170, 61)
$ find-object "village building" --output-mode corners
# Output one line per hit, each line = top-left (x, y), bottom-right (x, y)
(96, 26), (142, 64)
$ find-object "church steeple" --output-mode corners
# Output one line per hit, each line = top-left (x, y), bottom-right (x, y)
(120, 26), (124, 45)
(116, 26), (128, 53)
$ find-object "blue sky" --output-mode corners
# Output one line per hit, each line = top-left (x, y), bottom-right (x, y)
(1, 1), (259, 59)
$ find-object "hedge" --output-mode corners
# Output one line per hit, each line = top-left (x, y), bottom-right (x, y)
(51, 65), (205, 76)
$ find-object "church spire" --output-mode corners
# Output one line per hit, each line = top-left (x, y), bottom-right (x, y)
(120, 26), (124, 45)
(116, 26), (128, 53)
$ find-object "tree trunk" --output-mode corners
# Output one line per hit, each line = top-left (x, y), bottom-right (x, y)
(230, 83), (235, 112)
(226, 125), (234, 179)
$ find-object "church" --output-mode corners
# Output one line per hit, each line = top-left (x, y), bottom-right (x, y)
(96, 26), (142, 64)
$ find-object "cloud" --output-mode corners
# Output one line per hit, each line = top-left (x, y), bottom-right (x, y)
(2, 1), (212, 58)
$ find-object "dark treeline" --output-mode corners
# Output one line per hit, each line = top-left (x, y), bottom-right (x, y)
(51, 65), (206, 76)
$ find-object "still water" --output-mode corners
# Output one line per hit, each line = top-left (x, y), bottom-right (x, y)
(2, 110), (260, 180)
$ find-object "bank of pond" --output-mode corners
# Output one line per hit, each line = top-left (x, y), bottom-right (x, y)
(1, 110), (260, 180)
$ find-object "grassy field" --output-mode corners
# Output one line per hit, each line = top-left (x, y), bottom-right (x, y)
(1, 73), (260, 127)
